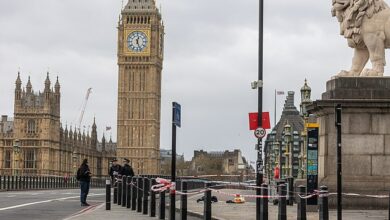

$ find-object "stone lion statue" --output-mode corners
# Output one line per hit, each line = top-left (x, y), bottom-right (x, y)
(332, 0), (390, 76)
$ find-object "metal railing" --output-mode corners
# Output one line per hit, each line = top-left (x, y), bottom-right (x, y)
(0, 175), (106, 191)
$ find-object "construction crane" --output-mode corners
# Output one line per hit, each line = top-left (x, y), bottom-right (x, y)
(77, 88), (92, 130)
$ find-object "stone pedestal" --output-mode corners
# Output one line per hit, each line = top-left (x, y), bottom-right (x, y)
(308, 77), (390, 209)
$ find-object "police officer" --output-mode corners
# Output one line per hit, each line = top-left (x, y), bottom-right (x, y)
(121, 158), (135, 177)
(109, 158), (122, 185)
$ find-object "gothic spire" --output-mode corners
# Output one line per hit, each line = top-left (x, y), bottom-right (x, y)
(26, 76), (32, 93)
(55, 76), (60, 93)
(44, 72), (51, 92)
(15, 72), (22, 89)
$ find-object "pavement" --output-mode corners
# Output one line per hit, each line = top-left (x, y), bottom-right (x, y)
(67, 189), (389, 220)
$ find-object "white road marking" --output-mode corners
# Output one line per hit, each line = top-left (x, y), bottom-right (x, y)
(0, 193), (104, 211)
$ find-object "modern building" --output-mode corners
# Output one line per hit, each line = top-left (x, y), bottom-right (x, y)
(264, 86), (311, 180)
(0, 73), (116, 177)
(116, 0), (164, 174)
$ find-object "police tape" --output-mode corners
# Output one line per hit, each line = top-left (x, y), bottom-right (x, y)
(149, 178), (390, 200)
(328, 192), (389, 199)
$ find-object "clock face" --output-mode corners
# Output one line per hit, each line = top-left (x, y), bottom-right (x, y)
(127, 31), (148, 52)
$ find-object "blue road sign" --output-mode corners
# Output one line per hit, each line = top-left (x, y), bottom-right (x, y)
(173, 102), (181, 127)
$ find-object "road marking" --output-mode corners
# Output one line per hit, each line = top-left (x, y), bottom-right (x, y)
(0, 193), (104, 211)
(63, 203), (103, 220)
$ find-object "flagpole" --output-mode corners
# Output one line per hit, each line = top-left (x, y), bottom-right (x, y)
(274, 89), (276, 128)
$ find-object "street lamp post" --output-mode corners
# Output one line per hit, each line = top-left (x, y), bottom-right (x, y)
(283, 124), (292, 177)
(13, 139), (20, 176)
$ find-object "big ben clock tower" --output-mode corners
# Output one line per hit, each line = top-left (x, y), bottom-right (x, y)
(117, 0), (164, 174)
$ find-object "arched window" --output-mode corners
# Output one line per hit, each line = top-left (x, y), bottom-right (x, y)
(27, 120), (36, 134)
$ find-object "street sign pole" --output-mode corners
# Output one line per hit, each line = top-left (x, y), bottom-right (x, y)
(335, 104), (342, 220)
(170, 102), (181, 220)
(257, 0), (264, 219)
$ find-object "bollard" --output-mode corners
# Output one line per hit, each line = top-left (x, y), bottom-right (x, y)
(388, 190), (390, 220)
(122, 175), (127, 207)
(126, 176), (132, 209)
(159, 191), (166, 220)
(137, 176), (143, 212)
(106, 179), (111, 210)
(132, 177), (137, 211)
(150, 178), (157, 217)
(261, 183), (268, 220)
(113, 177), (118, 204)
(319, 186), (329, 220)
(204, 182), (212, 220)
(117, 177), (123, 206)
(297, 185), (307, 220)
(287, 177), (294, 206)
(143, 178), (149, 215)
(278, 184), (287, 220)
(181, 181), (188, 220)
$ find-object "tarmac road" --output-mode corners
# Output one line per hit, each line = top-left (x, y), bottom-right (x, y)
(0, 188), (105, 220)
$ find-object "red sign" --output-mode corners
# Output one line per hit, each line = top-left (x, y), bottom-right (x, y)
(249, 112), (270, 130)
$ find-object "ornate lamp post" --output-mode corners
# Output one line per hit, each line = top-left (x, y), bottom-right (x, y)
(13, 139), (21, 176)
(283, 124), (292, 178)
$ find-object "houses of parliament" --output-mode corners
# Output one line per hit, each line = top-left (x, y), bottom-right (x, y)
(0, 0), (164, 176)
(0, 73), (116, 176)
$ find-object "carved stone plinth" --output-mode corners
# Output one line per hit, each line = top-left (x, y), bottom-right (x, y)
(308, 77), (390, 209)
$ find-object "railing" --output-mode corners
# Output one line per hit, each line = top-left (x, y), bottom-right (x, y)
(106, 175), (390, 220)
(0, 175), (106, 191)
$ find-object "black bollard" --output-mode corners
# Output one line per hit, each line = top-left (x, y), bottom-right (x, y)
(181, 181), (188, 220)
(278, 184), (287, 220)
(122, 175), (127, 207)
(126, 176), (132, 209)
(113, 176), (118, 204)
(297, 185), (306, 220)
(143, 178), (149, 215)
(319, 186), (329, 220)
(106, 179), (111, 210)
(131, 177), (137, 211)
(117, 177), (123, 206)
(261, 183), (268, 220)
(159, 191), (166, 220)
(137, 176), (143, 212)
(287, 177), (294, 206)
(150, 178), (157, 217)
(204, 183), (212, 220)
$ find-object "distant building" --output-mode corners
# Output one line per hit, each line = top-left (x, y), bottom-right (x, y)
(159, 149), (186, 175)
(0, 73), (116, 177)
(264, 81), (312, 180)
(189, 149), (252, 178)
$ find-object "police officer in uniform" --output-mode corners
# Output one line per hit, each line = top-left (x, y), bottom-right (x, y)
(121, 158), (135, 177)
(109, 158), (122, 185)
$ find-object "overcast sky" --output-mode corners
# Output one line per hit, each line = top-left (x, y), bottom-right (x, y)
(0, 0), (377, 162)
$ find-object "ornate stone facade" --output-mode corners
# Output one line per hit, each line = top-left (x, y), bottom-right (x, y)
(116, 0), (164, 174)
(0, 73), (116, 177)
